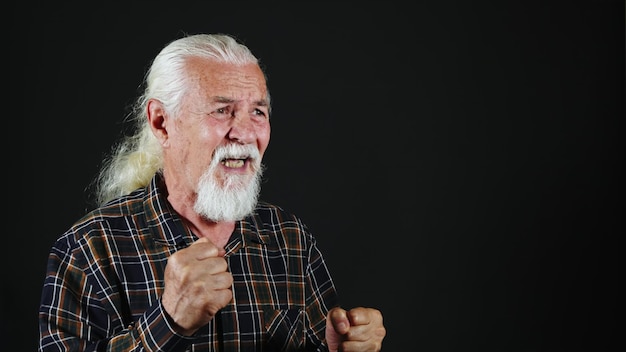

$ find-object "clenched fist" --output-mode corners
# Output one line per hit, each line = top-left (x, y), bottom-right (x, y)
(161, 237), (233, 335)
(326, 306), (386, 351)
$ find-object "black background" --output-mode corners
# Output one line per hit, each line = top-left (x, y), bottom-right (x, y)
(8, 1), (624, 350)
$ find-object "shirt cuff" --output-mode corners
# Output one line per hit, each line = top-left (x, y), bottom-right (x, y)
(134, 298), (210, 351)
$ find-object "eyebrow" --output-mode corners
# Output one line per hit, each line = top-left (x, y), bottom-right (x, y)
(213, 96), (269, 108)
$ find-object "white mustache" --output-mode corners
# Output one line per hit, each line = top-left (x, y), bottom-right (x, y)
(212, 143), (261, 162)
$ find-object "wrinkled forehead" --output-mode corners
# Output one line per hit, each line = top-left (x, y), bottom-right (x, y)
(186, 57), (267, 100)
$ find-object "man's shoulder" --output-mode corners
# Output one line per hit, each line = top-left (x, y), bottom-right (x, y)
(52, 189), (162, 254)
(59, 189), (151, 243)
(251, 201), (311, 231)
(248, 201), (318, 249)
(80, 190), (147, 223)
(254, 201), (296, 219)
(254, 200), (283, 211)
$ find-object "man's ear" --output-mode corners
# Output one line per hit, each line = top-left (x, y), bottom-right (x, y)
(147, 99), (169, 145)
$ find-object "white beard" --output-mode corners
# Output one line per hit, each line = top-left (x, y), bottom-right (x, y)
(193, 144), (264, 222)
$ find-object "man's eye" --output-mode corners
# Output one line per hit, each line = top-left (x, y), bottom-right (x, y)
(211, 107), (231, 118)
(253, 109), (268, 118)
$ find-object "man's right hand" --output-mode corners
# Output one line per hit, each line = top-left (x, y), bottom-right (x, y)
(161, 237), (233, 335)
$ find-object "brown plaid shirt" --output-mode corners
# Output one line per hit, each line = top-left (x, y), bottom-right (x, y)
(39, 173), (338, 351)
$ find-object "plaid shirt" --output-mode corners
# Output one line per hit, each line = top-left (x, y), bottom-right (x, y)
(39, 174), (339, 351)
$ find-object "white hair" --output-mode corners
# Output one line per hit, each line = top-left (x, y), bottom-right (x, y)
(90, 33), (270, 207)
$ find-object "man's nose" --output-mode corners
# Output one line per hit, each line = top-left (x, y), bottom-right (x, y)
(227, 112), (256, 144)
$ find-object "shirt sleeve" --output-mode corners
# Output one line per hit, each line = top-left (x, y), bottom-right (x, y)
(304, 229), (340, 351)
(38, 232), (199, 351)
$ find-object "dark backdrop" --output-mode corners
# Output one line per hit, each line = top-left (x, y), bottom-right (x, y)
(8, 1), (624, 350)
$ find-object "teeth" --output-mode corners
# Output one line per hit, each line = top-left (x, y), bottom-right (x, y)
(223, 159), (244, 168)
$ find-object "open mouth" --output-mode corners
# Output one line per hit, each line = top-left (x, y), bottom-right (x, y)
(221, 158), (248, 168)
